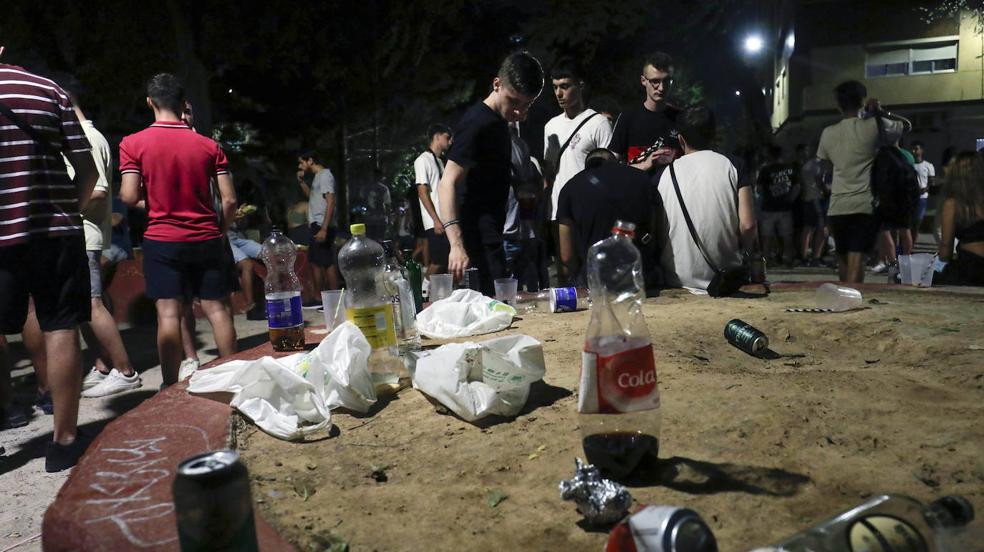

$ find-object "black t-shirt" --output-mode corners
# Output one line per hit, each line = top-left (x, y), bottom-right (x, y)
(556, 161), (654, 283)
(608, 103), (681, 166)
(757, 162), (798, 211)
(447, 101), (511, 244)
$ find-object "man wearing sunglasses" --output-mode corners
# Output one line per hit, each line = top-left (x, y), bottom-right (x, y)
(608, 51), (682, 175)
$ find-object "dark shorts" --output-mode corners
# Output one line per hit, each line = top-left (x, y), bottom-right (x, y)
(142, 237), (237, 302)
(308, 223), (337, 267)
(425, 228), (450, 267)
(828, 214), (879, 254)
(463, 235), (507, 297)
(0, 235), (91, 333)
(801, 199), (827, 229)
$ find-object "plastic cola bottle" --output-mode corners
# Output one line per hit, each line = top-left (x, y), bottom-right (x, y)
(259, 229), (305, 351)
(337, 224), (404, 389)
(578, 220), (660, 479)
(380, 240), (421, 354)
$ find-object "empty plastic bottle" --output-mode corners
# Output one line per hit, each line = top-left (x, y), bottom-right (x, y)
(763, 494), (974, 552)
(380, 240), (420, 354)
(259, 228), (305, 351)
(578, 220), (660, 479)
(338, 224), (404, 387)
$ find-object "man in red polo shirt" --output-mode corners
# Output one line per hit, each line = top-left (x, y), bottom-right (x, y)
(120, 73), (238, 387)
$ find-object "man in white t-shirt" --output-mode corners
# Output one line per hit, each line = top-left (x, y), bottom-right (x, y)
(656, 106), (758, 292)
(297, 152), (338, 294)
(414, 124), (452, 275)
(543, 60), (612, 282)
(910, 141), (935, 242)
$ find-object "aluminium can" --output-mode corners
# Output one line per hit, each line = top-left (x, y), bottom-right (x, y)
(724, 319), (769, 355)
(464, 267), (481, 292)
(549, 287), (579, 312)
(608, 505), (718, 552)
(173, 449), (259, 552)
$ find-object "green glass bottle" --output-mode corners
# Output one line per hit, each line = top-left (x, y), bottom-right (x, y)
(402, 249), (424, 313)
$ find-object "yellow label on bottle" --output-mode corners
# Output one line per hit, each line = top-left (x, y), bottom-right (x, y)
(848, 515), (927, 552)
(346, 305), (397, 349)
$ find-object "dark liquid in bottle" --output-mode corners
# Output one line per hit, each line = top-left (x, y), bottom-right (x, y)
(269, 325), (305, 352)
(582, 432), (659, 479)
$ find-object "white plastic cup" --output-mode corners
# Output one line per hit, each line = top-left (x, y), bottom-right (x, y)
(321, 290), (345, 330)
(494, 278), (519, 306)
(429, 274), (453, 302)
(815, 283), (863, 312)
(899, 254), (935, 287)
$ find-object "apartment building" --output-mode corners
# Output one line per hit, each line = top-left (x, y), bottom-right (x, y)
(768, 0), (983, 167)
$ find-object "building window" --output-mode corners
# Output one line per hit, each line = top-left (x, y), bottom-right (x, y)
(865, 41), (957, 78)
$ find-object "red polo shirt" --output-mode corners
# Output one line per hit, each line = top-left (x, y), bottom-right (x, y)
(119, 121), (229, 242)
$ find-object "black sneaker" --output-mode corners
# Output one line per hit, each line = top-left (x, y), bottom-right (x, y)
(45, 430), (94, 472)
(35, 391), (53, 415)
(1, 403), (29, 429)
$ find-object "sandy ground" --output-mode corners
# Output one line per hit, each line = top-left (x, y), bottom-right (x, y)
(239, 286), (984, 551)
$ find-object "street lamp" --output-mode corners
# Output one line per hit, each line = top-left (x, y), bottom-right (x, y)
(743, 35), (764, 55)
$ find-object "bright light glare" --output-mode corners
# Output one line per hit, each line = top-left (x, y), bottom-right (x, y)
(786, 33), (795, 49)
(735, 90), (741, 97)
(744, 35), (764, 54)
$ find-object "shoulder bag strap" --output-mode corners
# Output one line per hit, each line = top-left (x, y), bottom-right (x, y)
(669, 162), (721, 274)
(558, 112), (599, 160)
(429, 150), (443, 179)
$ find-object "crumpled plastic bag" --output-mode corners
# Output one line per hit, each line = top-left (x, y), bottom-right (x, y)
(410, 334), (545, 422)
(415, 289), (516, 339)
(188, 322), (376, 440)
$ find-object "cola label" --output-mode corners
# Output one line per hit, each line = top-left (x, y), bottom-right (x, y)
(579, 343), (660, 414)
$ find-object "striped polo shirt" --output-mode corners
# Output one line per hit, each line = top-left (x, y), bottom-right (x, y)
(0, 64), (91, 247)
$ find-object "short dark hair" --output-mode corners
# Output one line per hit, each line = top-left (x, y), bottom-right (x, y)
(299, 152), (322, 165)
(834, 80), (866, 113)
(550, 58), (584, 83)
(498, 51), (544, 98)
(585, 148), (616, 169)
(912, 140), (925, 149)
(146, 73), (185, 114)
(642, 51), (674, 74)
(677, 106), (716, 151)
(426, 124), (451, 140)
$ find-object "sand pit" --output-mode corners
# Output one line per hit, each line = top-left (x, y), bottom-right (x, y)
(237, 287), (984, 550)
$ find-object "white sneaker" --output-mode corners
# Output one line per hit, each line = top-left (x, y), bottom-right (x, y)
(871, 262), (888, 273)
(82, 367), (108, 391)
(179, 358), (200, 380)
(81, 369), (142, 398)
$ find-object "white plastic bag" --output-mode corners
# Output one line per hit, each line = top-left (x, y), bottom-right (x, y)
(410, 334), (545, 422)
(415, 289), (516, 339)
(188, 322), (376, 440)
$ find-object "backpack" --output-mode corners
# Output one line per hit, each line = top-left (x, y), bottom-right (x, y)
(870, 145), (919, 225)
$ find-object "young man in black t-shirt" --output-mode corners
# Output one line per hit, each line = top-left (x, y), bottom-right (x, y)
(438, 52), (544, 295)
(756, 145), (800, 266)
(556, 148), (657, 288)
(608, 51), (681, 176)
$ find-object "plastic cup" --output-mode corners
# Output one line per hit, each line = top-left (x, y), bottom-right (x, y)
(899, 254), (935, 287)
(815, 283), (863, 312)
(494, 278), (519, 306)
(321, 290), (345, 330)
(429, 274), (453, 302)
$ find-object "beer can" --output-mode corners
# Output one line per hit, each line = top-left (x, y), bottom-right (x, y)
(464, 267), (481, 292)
(549, 287), (578, 312)
(173, 449), (259, 552)
(607, 505), (718, 552)
(724, 319), (769, 355)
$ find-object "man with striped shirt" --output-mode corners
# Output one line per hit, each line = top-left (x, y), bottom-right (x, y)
(0, 56), (99, 472)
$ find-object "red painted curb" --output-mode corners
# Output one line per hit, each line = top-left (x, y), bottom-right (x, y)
(39, 332), (321, 551)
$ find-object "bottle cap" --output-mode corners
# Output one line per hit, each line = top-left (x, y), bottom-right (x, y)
(612, 220), (636, 238)
(350, 223), (366, 235)
(932, 495), (974, 527)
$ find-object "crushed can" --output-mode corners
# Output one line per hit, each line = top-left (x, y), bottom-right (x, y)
(607, 505), (718, 552)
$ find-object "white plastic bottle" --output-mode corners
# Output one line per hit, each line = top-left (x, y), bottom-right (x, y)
(380, 240), (421, 353)
(578, 220), (660, 479)
(337, 224), (404, 388)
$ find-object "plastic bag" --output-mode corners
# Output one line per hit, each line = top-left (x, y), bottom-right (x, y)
(410, 334), (545, 422)
(415, 289), (516, 339)
(188, 322), (376, 440)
